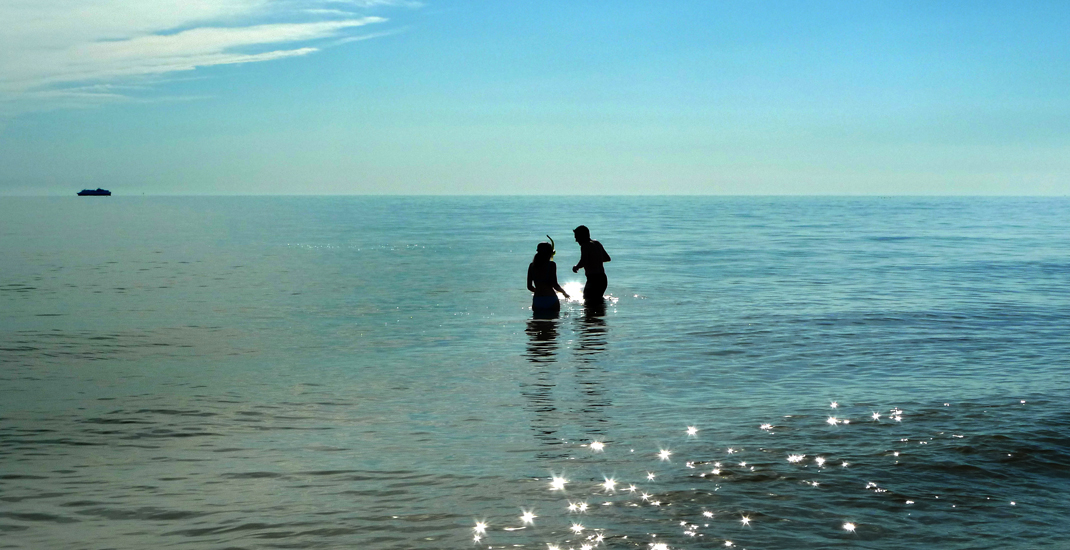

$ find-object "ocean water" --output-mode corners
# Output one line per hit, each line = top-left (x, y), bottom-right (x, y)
(1, 196), (1069, 550)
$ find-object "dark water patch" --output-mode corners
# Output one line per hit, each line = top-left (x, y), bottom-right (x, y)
(0, 524), (30, 535)
(0, 512), (78, 524)
(0, 493), (66, 504)
(221, 472), (288, 480)
(167, 521), (316, 538)
(82, 417), (154, 425)
(76, 507), (210, 521)
(3, 438), (106, 447)
(133, 409), (217, 417)
(119, 431), (222, 439)
(58, 500), (106, 507)
(302, 469), (364, 476)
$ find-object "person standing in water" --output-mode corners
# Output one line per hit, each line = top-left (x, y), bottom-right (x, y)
(571, 225), (611, 299)
(528, 237), (570, 311)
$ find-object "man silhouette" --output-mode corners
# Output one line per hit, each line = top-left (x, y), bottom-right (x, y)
(571, 225), (611, 299)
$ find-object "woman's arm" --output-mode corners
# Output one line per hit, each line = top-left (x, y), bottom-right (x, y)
(550, 264), (570, 298)
(527, 264), (537, 292)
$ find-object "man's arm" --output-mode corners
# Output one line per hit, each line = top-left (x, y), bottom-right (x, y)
(573, 243), (590, 271)
(573, 246), (587, 273)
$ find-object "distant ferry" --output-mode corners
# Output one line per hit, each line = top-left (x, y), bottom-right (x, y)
(77, 188), (111, 196)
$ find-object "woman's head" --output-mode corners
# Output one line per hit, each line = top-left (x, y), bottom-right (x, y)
(534, 241), (554, 262)
(573, 225), (590, 242)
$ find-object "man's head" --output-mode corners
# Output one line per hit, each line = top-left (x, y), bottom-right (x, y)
(573, 225), (590, 243)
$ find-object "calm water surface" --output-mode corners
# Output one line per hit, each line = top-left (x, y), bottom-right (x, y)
(2, 196), (1069, 549)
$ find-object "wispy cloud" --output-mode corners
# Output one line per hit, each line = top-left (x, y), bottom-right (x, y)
(0, 1), (404, 115)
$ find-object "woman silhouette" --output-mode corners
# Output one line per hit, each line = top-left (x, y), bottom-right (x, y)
(527, 236), (570, 312)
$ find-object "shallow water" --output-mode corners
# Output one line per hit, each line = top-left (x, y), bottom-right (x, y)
(2, 196), (1069, 549)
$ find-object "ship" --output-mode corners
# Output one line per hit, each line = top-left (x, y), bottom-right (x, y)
(77, 188), (111, 196)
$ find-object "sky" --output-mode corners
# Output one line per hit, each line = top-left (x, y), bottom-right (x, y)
(1, 0), (1068, 195)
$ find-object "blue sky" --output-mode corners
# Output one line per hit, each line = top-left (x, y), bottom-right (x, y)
(1, 0), (1067, 195)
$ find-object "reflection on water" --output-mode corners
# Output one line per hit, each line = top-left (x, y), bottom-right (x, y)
(522, 305), (613, 457)
(575, 299), (607, 362)
(574, 301), (611, 439)
(524, 315), (560, 363)
(522, 316), (564, 454)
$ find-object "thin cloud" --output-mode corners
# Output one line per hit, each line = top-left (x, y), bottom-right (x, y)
(0, 1), (402, 115)
(333, 28), (404, 45)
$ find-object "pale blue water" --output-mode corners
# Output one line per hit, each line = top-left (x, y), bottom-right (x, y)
(2, 196), (1069, 549)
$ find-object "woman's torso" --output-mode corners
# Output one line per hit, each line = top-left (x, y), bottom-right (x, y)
(529, 261), (559, 296)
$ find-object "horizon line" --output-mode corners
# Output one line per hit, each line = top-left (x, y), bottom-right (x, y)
(4, 193), (1069, 198)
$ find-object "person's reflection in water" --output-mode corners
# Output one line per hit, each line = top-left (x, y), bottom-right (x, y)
(524, 314), (560, 362)
(521, 314), (567, 457)
(573, 301), (611, 438)
(520, 298), (613, 457)
(575, 299), (608, 362)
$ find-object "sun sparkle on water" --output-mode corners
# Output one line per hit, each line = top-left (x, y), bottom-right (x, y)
(561, 281), (585, 301)
(465, 400), (1041, 549)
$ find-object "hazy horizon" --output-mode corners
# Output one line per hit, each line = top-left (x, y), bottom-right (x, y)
(10, 190), (1070, 196)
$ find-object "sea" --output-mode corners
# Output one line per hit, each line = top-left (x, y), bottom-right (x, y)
(2, 196), (1068, 550)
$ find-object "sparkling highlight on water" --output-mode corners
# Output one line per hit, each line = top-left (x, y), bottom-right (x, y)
(465, 399), (1041, 549)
